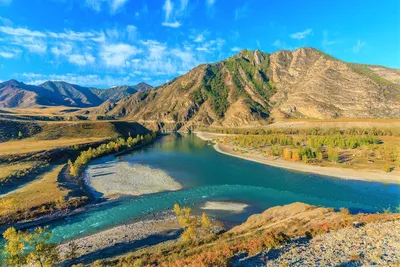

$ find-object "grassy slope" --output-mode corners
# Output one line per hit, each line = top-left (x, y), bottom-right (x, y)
(0, 165), (68, 217)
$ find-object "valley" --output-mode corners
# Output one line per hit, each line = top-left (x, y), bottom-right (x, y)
(0, 47), (399, 266)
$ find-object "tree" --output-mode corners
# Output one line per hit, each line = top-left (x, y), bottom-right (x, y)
(201, 212), (211, 231)
(2, 227), (26, 266)
(291, 150), (300, 161)
(18, 131), (23, 139)
(282, 148), (292, 160)
(302, 155), (309, 163)
(327, 147), (339, 163)
(24, 227), (59, 267)
(316, 152), (324, 161)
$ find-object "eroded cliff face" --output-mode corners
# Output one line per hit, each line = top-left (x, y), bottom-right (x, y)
(269, 48), (400, 119)
(93, 48), (400, 131)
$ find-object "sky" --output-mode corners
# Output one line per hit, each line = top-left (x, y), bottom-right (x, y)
(0, 0), (399, 88)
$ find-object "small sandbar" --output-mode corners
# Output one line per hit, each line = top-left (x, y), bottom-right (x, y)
(86, 159), (182, 197)
(201, 201), (248, 212)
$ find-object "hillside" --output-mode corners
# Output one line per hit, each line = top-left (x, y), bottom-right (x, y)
(93, 47), (400, 131)
(95, 202), (400, 266)
(0, 80), (152, 108)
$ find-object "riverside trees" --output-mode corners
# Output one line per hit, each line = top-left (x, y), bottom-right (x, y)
(2, 226), (59, 267)
(69, 132), (157, 177)
(173, 204), (213, 244)
(218, 131), (398, 168)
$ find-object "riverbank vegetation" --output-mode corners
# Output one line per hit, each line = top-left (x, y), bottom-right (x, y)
(203, 126), (400, 137)
(213, 129), (400, 173)
(1, 226), (60, 266)
(69, 132), (158, 177)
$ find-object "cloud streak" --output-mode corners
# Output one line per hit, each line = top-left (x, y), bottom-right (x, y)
(353, 39), (365, 53)
(290, 29), (312, 39)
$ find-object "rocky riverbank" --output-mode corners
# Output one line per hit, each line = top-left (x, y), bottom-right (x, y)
(233, 220), (400, 266)
(58, 212), (181, 265)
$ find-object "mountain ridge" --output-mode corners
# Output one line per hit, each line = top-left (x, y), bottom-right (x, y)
(0, 80), (152, 108)
(91, 47), (400, 131)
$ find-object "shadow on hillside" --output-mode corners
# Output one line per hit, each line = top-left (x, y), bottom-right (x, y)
(61, 228), (182, 266)
(231, 236), (311, 266)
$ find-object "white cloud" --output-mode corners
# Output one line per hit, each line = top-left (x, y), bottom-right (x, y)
(206, 0), (215, 6)
(126, 25), (137, 41)
(110, 0), (128, 13)
(180, 0), (188, 11)
(272, 40), (281, 47)
(163, 0), (173, 21)
(0, 26), (46, 37)
(85, 0), (102, 12)
(101, 43), (142, 67)
(190, 32), (208, 43)
(85, 0), (128, 14)
(196, 38), (225, 53)
(235, 3), (249, 20)
(290, 29), (312, 39)
(68, 53), (95, 66)
(0, 48), (20, 58)
(142, 40), (167, 59)
(51, 43), (73, 57)
(353, 39), (365, 53)
(162, 0), (181, 28)
(322, 30), (336, 52)
(162, 21), (182, 28)
(231, 47), (241, 52)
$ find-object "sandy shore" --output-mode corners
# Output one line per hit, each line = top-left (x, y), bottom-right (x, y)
(196, 132), (400, 185)
(201, 201), (249, 212)
(85, 157), (182, 197)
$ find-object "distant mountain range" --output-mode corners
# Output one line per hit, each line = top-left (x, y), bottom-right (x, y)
(1, 47), (400, 130)
(89, 47), (400, 130)
(0, 80), (152, 108)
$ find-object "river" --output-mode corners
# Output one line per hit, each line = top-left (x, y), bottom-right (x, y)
(48, 134), (400, 243)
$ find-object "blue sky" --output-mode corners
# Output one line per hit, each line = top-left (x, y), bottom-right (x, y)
(0, 0), (398, 88)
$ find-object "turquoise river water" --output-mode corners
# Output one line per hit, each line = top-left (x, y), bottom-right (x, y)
(47, 134), (400, 243)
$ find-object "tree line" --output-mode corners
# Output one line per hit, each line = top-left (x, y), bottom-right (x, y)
(204, 127), (400, 137)
(69, 132), (157, 177)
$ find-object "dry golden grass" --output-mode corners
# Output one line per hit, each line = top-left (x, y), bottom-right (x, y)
(0, 162), (37, 182)
(0, 106), (80, 116)
(0, 165), (67, 216)
(0, 137), (105, 156)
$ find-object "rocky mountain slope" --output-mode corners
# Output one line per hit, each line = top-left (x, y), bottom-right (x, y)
(0, 80), (152, 108)
(94, 48), (400, 131)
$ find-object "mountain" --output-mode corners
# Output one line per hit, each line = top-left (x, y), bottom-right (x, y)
(0, 80), (152, 108)
(90, 83), (152, 103)
(93, 47), (400, 131)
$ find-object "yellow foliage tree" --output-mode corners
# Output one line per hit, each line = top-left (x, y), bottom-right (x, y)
(201, 212), (211, 231)
(283, 148), (292, 160)
(291, 150), (300, 161)
(2, 227), (26, 266)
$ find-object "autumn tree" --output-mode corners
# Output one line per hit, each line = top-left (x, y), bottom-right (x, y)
(173, 204), (213, 244)
(282, 148), (292, 160)
(2, 227), (26, 266)
(25, 227), (59, 267)
(291, 150), (300, 161)
(201, 212), (211, 231)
